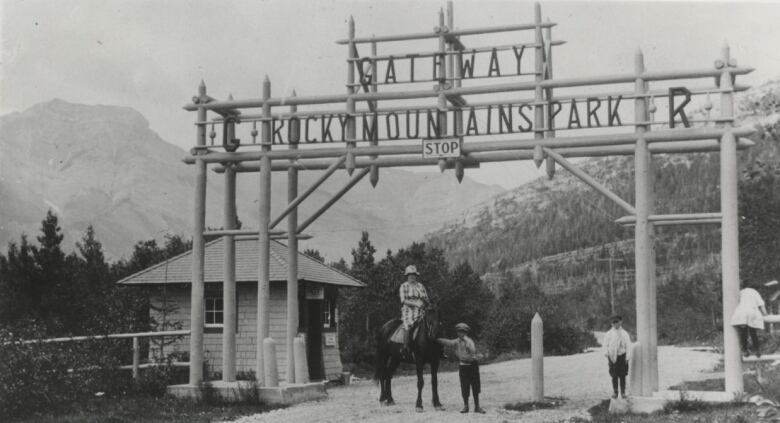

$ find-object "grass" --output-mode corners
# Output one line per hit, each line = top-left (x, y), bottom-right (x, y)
(579, 369), (780, 423)
(505, 396), (566, 412)
(8, 393), (283, 423)
(586, 398), (754, 423)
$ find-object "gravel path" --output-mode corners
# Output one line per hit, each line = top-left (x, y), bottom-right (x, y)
(227, 346), (720, 423)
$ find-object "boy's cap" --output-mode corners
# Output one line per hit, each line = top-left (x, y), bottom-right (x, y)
(610, 315), (622, 323)
(455, 323), (471, 332)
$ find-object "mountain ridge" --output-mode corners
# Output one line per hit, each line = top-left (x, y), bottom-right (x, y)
(0, 99), (504, 262)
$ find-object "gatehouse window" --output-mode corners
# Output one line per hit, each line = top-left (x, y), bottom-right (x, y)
(322, 299), (337, 329)
(322, 300), (332, 328)
(205, 294), (223, 327)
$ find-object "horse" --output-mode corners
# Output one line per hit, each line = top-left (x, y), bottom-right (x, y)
(374, 305), (444, 412)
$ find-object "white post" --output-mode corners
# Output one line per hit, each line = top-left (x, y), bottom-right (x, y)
(263, 338), (279, 387)
(628, 342), (642, 396)
(286, 92), (300, 384)
(189, 80), (207, 385)
(294, 336), (309, 384)
(531, 313), (544, 401)
(223, 146), (237, 382)
(256, 76), (272, 385)
(719, 43), (743, 394)
(634, 48), (653, 396)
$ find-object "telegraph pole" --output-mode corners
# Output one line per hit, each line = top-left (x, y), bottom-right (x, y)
(597, 253), (624, 315)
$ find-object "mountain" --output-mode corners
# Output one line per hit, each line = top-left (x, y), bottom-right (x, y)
(426, 80), (780, 280)
(0, 99), (504, 262)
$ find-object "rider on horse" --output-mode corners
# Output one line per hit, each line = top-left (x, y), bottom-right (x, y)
(399, 264), (429, 358)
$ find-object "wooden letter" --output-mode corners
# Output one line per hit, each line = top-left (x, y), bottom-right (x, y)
(320, 114), (334, 142)
(407, 54), (418, 82)
(432, 54), (445, 81)
(567, 99), (582, 129)
(337, 114), (350, 141)
(608, 96), (623, 126)
(548, 101), (563, 131)
(362, 113), (378, 141)
(512, 45), (526, 75)
(586, 97), (602, 127)
(466, 107), (479, 135)
(287, 117), (300, 145)
(385, 56), (397, 84)
(518, 103), (533, 132)
(460, 49), (476, 79)
(305, 116), (318, 143)
(426, 109), (440, 138)
(386, 112), (400, 139)
(405, 110), (420, 138)
(498, 104), (513, 134)
(668, 87), (692, 128)
(488, 48), (501, 77)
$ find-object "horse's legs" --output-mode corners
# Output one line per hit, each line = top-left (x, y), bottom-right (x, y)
(385, 355), (400, 406)
(430, 359), (443, 409)
(377, 352), (387, 403)
(415, 359), (425, 411)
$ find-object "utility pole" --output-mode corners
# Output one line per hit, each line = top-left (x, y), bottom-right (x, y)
(597, 253), (624, 315)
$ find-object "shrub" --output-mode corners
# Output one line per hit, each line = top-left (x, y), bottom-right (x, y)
(135, 358), (188, 396)
(0, 328), (135, 419)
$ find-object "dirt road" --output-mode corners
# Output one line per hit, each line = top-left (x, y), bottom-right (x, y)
(227, 346), (720, 423)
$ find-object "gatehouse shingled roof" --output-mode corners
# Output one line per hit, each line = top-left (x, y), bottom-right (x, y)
(117, 238), (365, 288)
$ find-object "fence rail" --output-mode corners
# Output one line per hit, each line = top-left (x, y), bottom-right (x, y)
(7, 330), (191, 380)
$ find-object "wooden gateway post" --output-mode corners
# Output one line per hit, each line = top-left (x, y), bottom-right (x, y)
(182, 0), (755, 403)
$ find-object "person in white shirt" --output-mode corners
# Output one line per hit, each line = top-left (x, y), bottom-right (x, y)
(730, 286), (767, 357)
(603, 315), (631, 399)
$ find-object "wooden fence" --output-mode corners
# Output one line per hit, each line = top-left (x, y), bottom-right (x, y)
(10, 330), (191, 380)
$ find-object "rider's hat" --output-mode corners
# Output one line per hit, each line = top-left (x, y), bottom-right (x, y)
(404, 265), (420, 276)
(455, 323), (471, 333)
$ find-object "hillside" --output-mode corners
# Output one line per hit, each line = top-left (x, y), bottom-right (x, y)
(0, 99), (503, 262)
(426, 80), (780, 281)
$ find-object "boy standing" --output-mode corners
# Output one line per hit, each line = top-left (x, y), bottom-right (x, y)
(730, 285), (767, 357)
(603, 315), (632, 399)
(438, 323), (486, 414)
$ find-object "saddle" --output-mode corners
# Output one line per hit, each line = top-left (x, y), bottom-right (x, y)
(389, 322), (420, 344)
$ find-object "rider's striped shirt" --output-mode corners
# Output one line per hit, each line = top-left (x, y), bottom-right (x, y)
(399, 281), (429, 329)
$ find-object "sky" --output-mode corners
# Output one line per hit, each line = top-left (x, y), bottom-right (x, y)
(2, 0), (779, 189)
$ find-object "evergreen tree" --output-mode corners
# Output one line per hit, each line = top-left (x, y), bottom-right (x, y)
(303, 249), (325, 262)
(73, 226), (122, 333)
(338, 232), (378, 359)
(0, 236), (37, 328)
(162, 234), (192, 260)
(32, 211), (80, 334)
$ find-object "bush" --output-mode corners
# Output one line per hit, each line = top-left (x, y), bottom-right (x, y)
(135, 359), (188, 396)
(0, 328), (136, 419)
(544, 325), (598, 355)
